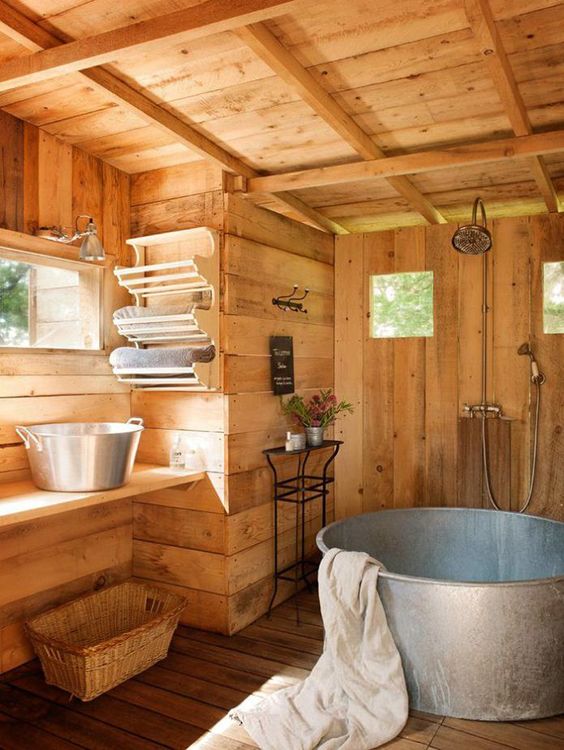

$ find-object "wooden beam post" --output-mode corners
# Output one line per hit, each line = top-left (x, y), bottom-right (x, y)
(464, 0), (561, 212)
(246, 129), (564, 193)
(237, 22), (446, 225)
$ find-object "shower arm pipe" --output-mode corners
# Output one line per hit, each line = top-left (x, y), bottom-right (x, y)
(482, 252), (488, 406)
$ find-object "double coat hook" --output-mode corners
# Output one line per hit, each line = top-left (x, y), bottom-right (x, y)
(272, 285), (309, 313)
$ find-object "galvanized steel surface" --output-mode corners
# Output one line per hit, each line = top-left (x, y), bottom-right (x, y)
(317, 508), (564, 721)
(16, 419), (144, 492)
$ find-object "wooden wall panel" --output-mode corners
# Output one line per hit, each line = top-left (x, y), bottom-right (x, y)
(129, 169), (336, 634)
(335, 215), (563, 521)
(334, 234), (364, 519)
(0, 111), (132, 673)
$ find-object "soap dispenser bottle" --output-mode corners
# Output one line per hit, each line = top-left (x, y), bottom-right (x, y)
(169, 434), (184, 468)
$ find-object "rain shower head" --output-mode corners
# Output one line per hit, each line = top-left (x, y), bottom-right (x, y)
(452, 197), (492, 255)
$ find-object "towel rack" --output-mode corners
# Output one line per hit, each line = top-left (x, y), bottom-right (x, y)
(112, 227), (220, 391)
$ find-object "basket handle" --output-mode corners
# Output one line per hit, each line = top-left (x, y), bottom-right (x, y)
(15, 426), (43, 452)
(126, 417), (144, 427)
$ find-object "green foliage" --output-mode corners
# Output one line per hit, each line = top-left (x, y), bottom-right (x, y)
(544, 261), (564, 334)
(0, 259), (30, 345)
(371, 271), (434, 338)
(281, 389), (354, 428)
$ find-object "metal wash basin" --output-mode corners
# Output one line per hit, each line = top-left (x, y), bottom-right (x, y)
(15, 418), (144, 492)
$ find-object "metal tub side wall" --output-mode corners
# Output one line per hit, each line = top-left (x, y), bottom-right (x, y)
(317, 508), (564, 721)
(377, 575), (564, 720)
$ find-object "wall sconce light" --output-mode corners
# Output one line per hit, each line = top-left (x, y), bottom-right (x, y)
(35, 215), (105, 261)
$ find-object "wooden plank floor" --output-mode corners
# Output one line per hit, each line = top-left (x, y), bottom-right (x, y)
(0, 590), (563, 749)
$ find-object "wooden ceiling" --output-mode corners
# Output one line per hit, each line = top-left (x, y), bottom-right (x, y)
(0, 0), (563, 232)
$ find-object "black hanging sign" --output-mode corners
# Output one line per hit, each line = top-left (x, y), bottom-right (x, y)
(270, 336), (295, 395)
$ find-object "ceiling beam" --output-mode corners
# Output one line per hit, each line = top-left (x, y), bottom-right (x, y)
(246, 129), (564, 193)
(464, 0), (561, 212)
(237, 22), (446, 225)
(0, 2), (347, 235)
(0, 1), (302, 93)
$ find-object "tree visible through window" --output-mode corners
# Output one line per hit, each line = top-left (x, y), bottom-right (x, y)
(0, 259), (30, 345)
(0, 249), (102, 350)
(371, 271), (434, 338)
(544, 261), (564, 334)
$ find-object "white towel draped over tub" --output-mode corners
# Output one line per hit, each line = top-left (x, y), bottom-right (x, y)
(231, 548), (408, 750)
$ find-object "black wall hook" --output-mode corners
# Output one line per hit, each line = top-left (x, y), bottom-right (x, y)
(272, 285), (309, 313)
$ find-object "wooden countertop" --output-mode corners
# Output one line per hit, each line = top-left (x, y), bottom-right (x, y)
(0, 463), (205, 527)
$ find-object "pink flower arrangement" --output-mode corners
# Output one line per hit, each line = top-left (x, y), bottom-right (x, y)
(281, 389), (353, 428)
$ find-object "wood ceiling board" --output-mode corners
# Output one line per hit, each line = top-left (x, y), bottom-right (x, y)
(490, 0), (564, 20)
(77, 126), (178, 161)
(106, 142), (201, 174)
(317, 179), (544, 216)
(0, 34), (30, 61)
(1, 81), (115, 125)
(263, 0), (469, 67)
(358, 114), (513, 154)
(40, 104), (149, 143)
(32, 0), (225, 38)
(0, 1), (307, 95)
(109, 32), (274, 102)
(405, 160), (540, 193)
(0, 72), (80, 106)
(497, 3), (564, 56)
(289, 182), (400, 208)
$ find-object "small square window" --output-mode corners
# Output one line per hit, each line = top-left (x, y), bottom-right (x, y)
(544, 261), (564, 334)
(370, 271), (434, 339)
(0, 248), (102, 350)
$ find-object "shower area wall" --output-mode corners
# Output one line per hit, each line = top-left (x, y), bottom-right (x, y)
(335, 214), (563, 522)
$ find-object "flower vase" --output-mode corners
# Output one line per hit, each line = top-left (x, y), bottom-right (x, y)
(305, 426), (325, 447)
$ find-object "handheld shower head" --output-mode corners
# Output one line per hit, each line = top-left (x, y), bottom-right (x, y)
(452, 197), (492, 255)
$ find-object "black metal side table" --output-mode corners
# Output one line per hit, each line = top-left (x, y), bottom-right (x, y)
(263, 440), (342, 616)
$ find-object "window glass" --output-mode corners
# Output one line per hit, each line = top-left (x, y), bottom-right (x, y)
(0, 250), (102, 349)
(544, 261), (564, 334)
(370, 271), (434, 338)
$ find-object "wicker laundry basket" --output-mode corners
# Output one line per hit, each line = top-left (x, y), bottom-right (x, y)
(25, 581), (186, 701)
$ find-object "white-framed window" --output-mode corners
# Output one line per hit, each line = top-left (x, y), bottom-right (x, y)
(370, 271), (434, 339)
(544, 261), (564, 334)
(0, 247), (103, 350)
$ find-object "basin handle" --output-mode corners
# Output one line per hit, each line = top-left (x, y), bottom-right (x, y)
(15, 426), (43, 452)
(127, 417), (144, 427)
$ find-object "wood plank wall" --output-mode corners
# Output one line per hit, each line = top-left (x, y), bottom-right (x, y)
(223, 192), (335, 632)
(129, 163), (336, 633)
(335, 215), (563, 522)
(0, 110), (133, 671)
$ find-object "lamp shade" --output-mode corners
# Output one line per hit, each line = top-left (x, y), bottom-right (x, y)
(79, 223), (105, 261)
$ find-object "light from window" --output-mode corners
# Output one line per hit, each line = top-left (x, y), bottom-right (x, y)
(370, 271), (434, 338)
(544, 261), (564, 334)
(0, 248), (102, 350)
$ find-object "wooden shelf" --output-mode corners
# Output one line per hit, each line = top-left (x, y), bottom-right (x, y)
(0, 463), (205, 528)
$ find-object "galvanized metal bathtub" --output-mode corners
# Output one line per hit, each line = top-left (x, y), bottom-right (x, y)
(316, 508), (564, 721)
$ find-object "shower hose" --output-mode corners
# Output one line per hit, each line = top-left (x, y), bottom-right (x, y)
(481, 376), (544, 514)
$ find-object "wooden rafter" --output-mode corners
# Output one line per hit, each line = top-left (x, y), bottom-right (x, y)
(0, 1), (347, 235)
(246, 129), (564, 193)
(464, 0), (561, 212)
(237, 22), (446, 225)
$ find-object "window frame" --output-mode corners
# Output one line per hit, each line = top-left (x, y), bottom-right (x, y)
(0, 238), (106, 354)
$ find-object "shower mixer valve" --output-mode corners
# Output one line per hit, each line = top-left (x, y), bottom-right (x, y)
(463, 403), (503, 418)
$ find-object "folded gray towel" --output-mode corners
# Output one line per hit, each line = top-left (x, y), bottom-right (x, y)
(110, 345), (215, 370)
